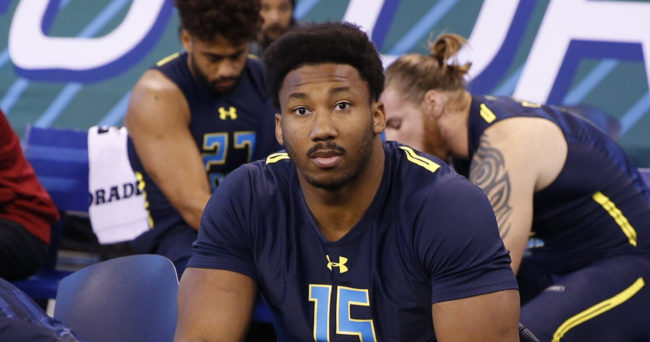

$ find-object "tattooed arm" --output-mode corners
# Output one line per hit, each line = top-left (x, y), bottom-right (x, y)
(469, 118), (566, 273)
(470, 137), (515, 238)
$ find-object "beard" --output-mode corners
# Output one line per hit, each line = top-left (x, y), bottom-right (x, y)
(285, 120), (376, 191)
(262, 23), (290, 45)
(422, 112), (449, 162)
(189, 53), (239, 95)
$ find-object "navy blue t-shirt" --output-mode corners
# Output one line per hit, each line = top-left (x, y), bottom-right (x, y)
(127, 52), (280, 249)
(456, 95), (650, 273)
(189, 141), (517, 341)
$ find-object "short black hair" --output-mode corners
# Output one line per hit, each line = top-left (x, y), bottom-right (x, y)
(263, 21), (384, 109)
(175, 0), (261, 44)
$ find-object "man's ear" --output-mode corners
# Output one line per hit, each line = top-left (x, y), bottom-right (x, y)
(372, 101), (386, 134)
(180, 29), (192, 53)
(425, 90), (444, 118)
(275, 113), (284, 146)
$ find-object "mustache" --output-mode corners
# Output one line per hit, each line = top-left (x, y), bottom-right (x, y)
(212, 77), (238, 85)
(264, 23), (287, 34)
(307, 143), (346, 158)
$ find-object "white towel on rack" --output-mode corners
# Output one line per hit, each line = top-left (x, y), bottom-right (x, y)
(88, 126), (149, 244)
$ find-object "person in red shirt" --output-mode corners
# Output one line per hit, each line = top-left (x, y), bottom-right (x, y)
(0, 109), (59, 280)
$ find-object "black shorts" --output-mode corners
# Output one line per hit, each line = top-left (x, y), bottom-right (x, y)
(0, 218), (48, 280)
(519, 254), (650, 341)
(130, 221), (197, 278)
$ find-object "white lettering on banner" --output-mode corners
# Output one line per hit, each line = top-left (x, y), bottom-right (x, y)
(343, 0), (385, 36)
(513, 0), (650, 103)
(9, 0), (168, 80)
(343, 0), (399, 67)
(457, 0), (520, 82)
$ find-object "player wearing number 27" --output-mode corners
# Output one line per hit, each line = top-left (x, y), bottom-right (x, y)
(125, 0), (279, 276)
(175, 22), (520, 341)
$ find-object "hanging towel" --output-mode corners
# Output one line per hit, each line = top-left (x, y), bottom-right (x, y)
(88, 126), (149, 244)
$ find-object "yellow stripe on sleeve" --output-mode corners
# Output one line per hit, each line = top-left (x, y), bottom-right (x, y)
(156, 52), (180, 67)
(399, 146), (440, 173)
(593, 191), (637, 246)
(552, 277), (645, 342)
(265, 152), (290, 164)
(479, 104), (496, 123)
(520, 100), (542, 108)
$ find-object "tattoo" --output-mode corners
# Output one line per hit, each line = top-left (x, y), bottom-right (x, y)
(469, 136), (513, 238)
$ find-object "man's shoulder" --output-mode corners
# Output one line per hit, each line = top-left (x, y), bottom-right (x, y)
(240, 57), (268, 94)
(219, 153), (293, 196)
(131, 52), (186, 96)
(242, 56), (266, 81)
(133, 68), (181, 94)
(125, 68), (187, 127)
(151, 51), (186, 72)
(246, 55), (264, 69)
(384, 141), (485, 206)
(385, 141), (457, 185)
(141, 52), (192, 95)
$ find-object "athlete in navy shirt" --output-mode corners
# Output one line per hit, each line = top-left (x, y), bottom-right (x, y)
(125, 0), (279, 275)
(176, 22), (520, 342)
(382, 33), (650, 341)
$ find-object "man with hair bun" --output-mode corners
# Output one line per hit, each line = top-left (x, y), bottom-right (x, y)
(382, 32), (650, 341)
(175, 22), (520, 341)
(125, 0), (280, 276)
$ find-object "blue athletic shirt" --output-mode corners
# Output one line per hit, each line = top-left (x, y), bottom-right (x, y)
(127, 52), (280, 248)
(457, 95), (650, 274)
(189, 141), (517, 341)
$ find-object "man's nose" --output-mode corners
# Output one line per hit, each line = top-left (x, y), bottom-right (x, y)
(216, 60), (236, 78)
(267, 9), (280, 24)
(310, 111), (336, 141)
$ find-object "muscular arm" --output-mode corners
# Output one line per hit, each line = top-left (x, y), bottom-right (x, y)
(469, 118), (566, 273)
(175, 268), (256, 342)
(124, 70), (211, 230)
(432, 289), (520, 341)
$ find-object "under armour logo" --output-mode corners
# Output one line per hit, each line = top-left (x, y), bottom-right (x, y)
(218, 106), (237, 120)
(326, 255), (348, 273)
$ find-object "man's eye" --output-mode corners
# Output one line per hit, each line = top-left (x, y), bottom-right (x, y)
(293, 107), (310, 116)
(386, 118), (402, 129)
(335, 102), (350, 111)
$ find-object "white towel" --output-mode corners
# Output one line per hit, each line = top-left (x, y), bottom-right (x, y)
(88, 126), (149, 244)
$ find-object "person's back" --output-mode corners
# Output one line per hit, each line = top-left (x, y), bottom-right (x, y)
(459, 95), (650, 272)
(0, 109), (59, 280)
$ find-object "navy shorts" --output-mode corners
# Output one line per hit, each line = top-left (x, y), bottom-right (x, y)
(130, 221), (197, 278)
(519, 254), (650, 341)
